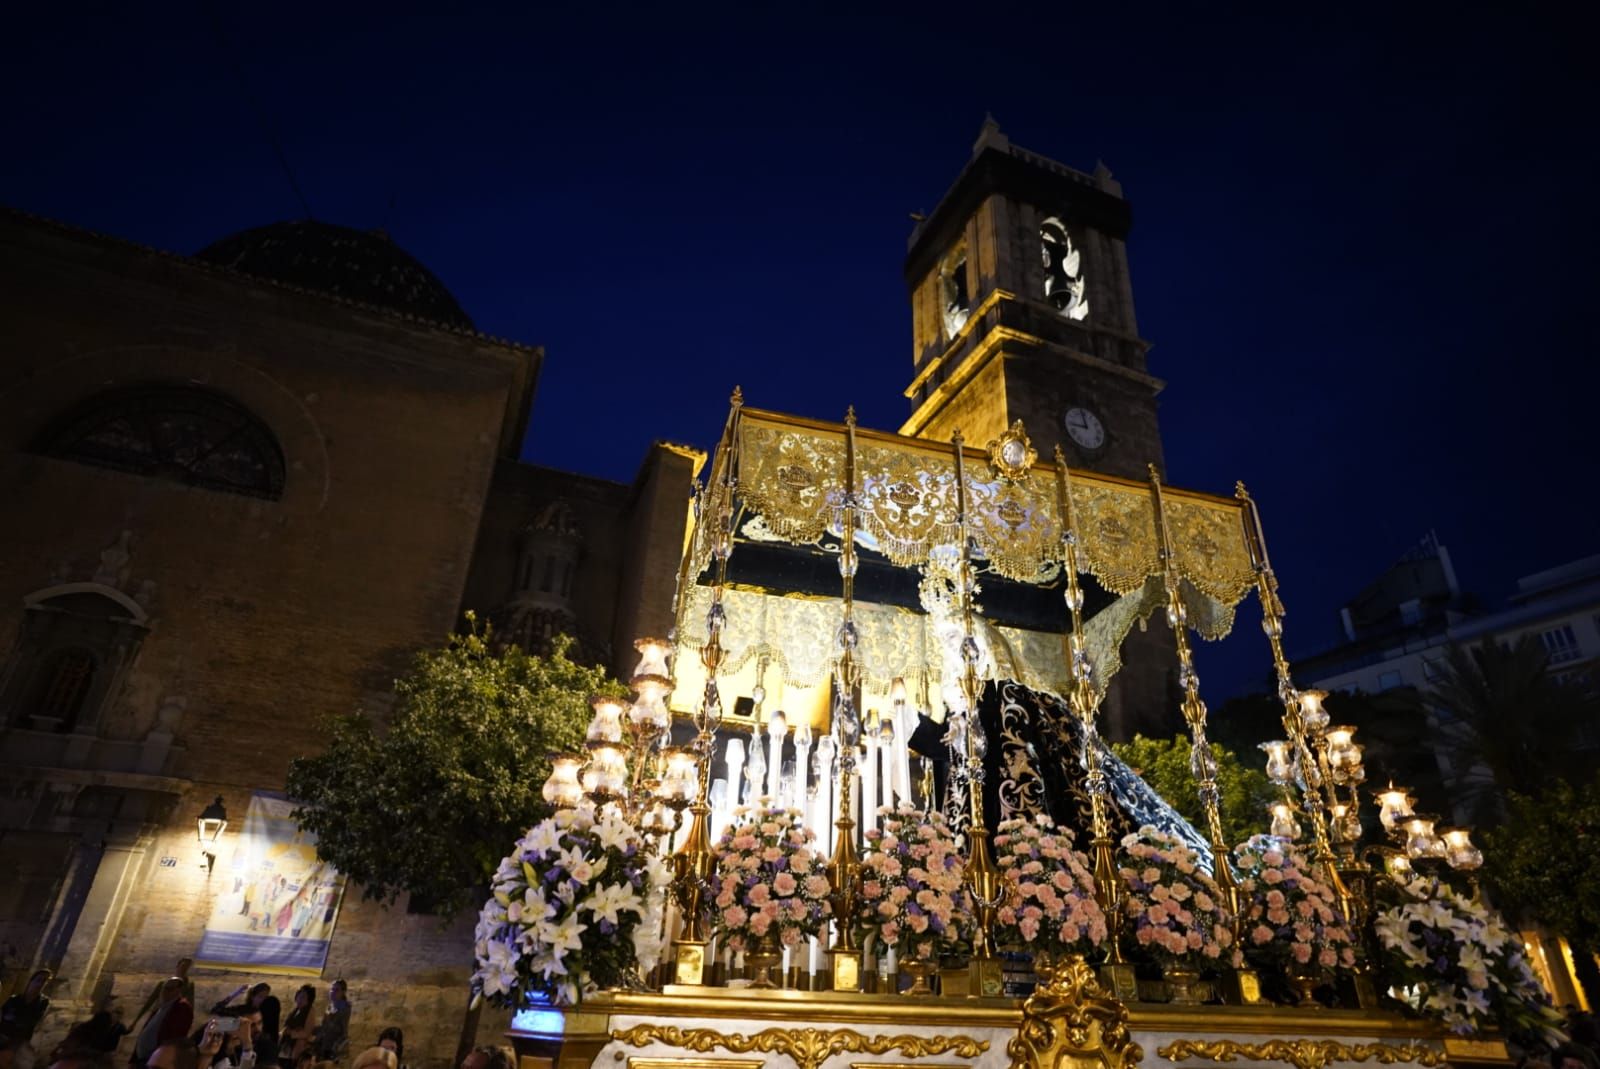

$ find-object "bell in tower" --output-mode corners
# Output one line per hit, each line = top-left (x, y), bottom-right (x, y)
(901, 118), (1165, 483)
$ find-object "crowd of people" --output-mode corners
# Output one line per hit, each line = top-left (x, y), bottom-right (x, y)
(0, 962), (511, 1069)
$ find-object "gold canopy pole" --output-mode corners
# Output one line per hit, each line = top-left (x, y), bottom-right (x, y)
(826, 406), (865, 993)
(952, 431), (1004, 996)
(1234, 483), (1352, 916)
(1148, 466), (1240, 910)
(1052, 449), (1136, 997)
(668, 386), (742, 986)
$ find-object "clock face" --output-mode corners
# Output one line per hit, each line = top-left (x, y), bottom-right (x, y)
(1063, 407), (1105, 450)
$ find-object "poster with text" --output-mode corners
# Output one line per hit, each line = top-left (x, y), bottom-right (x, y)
(195, 792), (346, 975)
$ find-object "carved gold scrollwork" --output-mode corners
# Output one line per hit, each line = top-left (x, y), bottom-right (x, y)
(1157, 1039), (1446, 1069)
(1007, 954), (1144, 1069)
(609, 1023), (989, 1069)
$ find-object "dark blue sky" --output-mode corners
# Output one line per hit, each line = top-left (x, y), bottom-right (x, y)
(4, 8), (1595, 698)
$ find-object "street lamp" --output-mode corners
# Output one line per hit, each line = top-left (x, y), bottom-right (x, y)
(197, 796), (228, 874)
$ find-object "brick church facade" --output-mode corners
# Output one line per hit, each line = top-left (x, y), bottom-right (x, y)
(0, 211), (697, 1063)
(0, 123), (1175, 1064)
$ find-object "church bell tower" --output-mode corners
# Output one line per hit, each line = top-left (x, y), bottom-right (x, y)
(901, 119), (1164, 480)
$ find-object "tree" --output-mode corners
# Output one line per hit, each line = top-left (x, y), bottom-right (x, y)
(1110, 733), (1278, 848)
(1484, 776), (1600, 1006)
(287, 621), (621, 917)
(1426, 636), (1597, 823)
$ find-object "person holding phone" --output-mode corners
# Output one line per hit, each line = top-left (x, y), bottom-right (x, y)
(210, 985), (278, 1067)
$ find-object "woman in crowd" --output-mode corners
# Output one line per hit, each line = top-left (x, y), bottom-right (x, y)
(276, 987), (316, 1069)
(374, 1029), (405, 1069)
(210, 986), (278, 1068)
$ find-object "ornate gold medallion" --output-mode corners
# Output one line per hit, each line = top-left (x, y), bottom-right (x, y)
(987, 420), (1037, 480)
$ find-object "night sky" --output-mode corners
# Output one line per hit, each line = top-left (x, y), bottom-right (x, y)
(4, 9), (1595, 700)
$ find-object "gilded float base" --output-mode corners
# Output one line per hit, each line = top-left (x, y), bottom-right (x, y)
(507, 986), (1497, 1069)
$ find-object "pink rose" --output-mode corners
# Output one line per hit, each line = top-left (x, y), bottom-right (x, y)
(773, 872), (797, 896)
(724, 905), (747, 927)
(748, 883), (771, 905)
(1290, 941), (1312, 964)
(1252, 924), (1274, 945)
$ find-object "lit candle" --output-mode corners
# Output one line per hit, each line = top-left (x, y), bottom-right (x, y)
(723, 736), (746, 820)
(766, 710), (787, 803)
(889, 678), (913, 807)
(860, 710), (879, 835)
(792, 719), (813, 814)
(745, 733), (766, 807)
(813, 735), (836, 854)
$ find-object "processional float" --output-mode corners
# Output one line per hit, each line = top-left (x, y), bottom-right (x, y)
(497, 391), (1542, 1069)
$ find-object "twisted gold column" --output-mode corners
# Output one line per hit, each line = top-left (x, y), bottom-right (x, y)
(1052, 451), (1133, 996)
(951, 431), (1004, 996)
(669, 387), (742, 985)
(1234, 483), (1352, 917)
(1149, 467), (1240, 913)
(826, 407), (865, 992)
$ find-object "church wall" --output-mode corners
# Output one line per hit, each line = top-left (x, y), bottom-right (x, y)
(0, 214), (535, 1065)
(608, 444), (702, 680)
(911, 352), (1010, 450)
(458, 459), (631, 663)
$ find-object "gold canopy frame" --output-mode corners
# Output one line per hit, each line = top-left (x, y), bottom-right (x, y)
(671, 404), (1259, 720)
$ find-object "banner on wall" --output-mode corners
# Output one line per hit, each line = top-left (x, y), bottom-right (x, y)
(195, 792), (346, 975)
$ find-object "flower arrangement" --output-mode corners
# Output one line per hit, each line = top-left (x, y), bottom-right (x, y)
(1233, 834), (1357, 975)
(856, 804), (971, 962)
(709, 803), (832, 950)
(1117, 825), (1239, 966)
(994, 814), (1108, 956)
(471, 805), (669, 1008)
(1375, 875), (1565, 1042)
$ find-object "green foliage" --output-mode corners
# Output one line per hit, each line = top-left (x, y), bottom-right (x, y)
(286, 619), (622, 918)
(1427, 637), (1598, 822)
(1111, 733), (1278, 848)
(1485, 777), (1600, 955)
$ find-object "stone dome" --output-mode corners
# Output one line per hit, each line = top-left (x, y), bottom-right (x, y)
(194, 220), (473, 329)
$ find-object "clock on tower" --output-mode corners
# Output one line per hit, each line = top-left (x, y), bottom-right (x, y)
(900, 119), (1165, 481)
